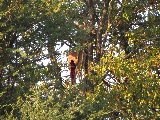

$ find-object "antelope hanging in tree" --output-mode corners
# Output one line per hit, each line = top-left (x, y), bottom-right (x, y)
(67, 50), (86, 85)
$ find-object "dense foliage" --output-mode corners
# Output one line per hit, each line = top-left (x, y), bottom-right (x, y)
(0, 0), (160, 119)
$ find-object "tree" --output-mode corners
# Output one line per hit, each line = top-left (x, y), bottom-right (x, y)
(0, 0), (160, 119)
(0, 0), (73, 117)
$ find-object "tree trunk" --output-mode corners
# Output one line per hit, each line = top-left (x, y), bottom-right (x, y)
(47, 40), (63, 88)
(84, 0), (95, 92)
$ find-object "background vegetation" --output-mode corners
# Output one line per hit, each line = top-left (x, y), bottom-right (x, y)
(0, 0), (160, 119)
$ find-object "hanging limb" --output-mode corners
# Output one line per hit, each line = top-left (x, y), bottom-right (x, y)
(69, 60), (76, 85)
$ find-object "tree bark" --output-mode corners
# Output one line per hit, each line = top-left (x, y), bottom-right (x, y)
(96, 0), (110, 62)
(47, 40), (63, 88)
